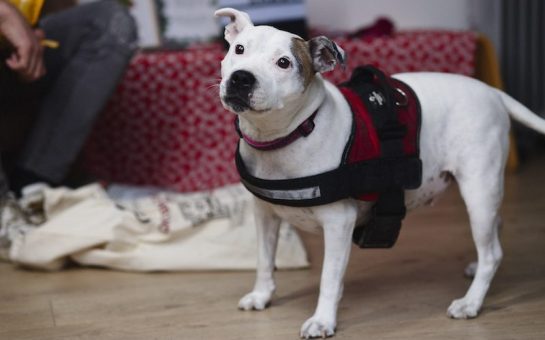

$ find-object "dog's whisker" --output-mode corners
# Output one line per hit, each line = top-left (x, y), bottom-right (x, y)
(206, 83), (220, 90)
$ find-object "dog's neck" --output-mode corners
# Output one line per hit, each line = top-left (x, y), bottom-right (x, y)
(237, 75), (326, 142)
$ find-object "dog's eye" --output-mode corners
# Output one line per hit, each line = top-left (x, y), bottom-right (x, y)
(277, 57), (291, 69)
(235, 44), (244, 55)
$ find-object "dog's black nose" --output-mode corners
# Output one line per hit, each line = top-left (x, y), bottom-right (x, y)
(225, 70), (256, 112)
(229, 70), (256, 90)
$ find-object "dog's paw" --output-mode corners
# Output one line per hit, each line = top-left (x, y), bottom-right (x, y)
(300, 316), (336, 339)
(238, 291), (272, 311)
(447, 297), (481, 319)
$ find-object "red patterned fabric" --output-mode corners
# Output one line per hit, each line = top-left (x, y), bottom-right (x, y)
(325, 30), (477, 83)
(84, 43), (239, 192)
(83, 31), (477, 192)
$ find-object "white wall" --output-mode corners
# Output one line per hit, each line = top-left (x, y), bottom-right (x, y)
(306, 0), (471, 31)
(467, 0), (502, 54)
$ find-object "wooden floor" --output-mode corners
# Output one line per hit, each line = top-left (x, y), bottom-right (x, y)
(2, 158), (545, 340)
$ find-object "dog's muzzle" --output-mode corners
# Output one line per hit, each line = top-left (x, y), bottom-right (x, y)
(224, 70), (256, 112)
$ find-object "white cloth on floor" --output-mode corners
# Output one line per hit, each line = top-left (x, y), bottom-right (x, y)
(9, 183), (309, 271)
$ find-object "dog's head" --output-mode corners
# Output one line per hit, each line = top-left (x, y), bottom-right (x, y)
(215, 8), (346, 115)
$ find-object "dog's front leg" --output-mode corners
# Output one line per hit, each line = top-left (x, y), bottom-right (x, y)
(239, 201), (281, 310)
(300, 206), (357, 339)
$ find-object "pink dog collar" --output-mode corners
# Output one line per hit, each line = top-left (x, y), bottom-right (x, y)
(235, 110), (318, 151)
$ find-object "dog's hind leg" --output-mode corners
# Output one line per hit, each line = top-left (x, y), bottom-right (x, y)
(239, 202), (281, 311)
(447, 165), (504, 319)
(300, 205), (357, 339)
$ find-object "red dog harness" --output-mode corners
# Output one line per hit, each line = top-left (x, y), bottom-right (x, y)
(235, 66), (422, 248)
(339, 68), (420, 201)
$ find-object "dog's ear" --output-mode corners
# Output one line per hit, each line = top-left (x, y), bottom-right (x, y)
(215, 8), (254, 45)
(308, 36), (346, 73)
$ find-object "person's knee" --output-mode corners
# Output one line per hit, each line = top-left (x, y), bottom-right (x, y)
(93, 0), (137, 49)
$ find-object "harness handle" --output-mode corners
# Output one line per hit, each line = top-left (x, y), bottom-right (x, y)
(349, 66), (396, 111)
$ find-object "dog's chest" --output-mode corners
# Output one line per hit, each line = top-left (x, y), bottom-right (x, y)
(269, 200), (375, 233)
(271, 205), (323, 233)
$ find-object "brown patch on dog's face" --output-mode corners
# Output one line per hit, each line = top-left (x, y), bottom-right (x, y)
(291, 37), (315, 88)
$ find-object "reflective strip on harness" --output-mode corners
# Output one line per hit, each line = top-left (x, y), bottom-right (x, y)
(242, 180), (321, 201)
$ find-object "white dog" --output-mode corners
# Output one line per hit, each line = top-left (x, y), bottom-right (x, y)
(215, 8), (545, 339)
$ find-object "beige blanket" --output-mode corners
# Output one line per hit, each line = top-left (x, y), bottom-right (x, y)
(7, 183), (309, 271)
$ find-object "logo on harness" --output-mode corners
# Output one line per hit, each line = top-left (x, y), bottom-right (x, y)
(368, 91), (385, 107)
(235, 65), (422, 248)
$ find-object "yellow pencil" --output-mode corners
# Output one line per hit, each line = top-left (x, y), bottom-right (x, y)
(41, 39), (59, 49)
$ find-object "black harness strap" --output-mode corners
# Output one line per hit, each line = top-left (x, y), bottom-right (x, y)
(352, 188), (407, 248)
(236, 147), (421, 207)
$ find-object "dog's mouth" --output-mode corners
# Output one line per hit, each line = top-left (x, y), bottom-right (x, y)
(223, 95), (252, 113)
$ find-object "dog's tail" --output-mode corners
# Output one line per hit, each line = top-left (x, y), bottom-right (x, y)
(497, 89), (545, 134)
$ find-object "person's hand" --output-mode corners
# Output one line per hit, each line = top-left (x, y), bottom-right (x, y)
(0, 1), (45, 81)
